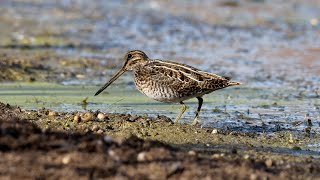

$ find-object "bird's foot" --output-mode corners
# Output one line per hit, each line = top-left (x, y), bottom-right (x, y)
(191, 118), (200, 126)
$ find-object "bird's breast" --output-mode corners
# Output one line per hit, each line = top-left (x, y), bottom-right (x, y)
(133, 72), (182, 103)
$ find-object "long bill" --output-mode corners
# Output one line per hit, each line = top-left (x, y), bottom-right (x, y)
(94, 68), (126, 96)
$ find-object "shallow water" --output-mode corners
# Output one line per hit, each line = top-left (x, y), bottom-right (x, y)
(1, 82), (319, 136)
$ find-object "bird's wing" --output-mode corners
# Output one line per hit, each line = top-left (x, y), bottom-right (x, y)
(141, 60), (230, 96)
(151, 59), (227, 82)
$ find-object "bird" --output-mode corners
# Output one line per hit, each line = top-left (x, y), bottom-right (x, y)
(95, 50), (240, 125)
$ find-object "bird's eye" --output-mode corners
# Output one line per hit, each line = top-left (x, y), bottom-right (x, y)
(127, 54), (132, 59)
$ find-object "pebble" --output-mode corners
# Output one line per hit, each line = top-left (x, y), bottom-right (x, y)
(92, 125), (99, 131)
(137, 152), (147, 162)
(62, 155), (71, 164)
(128, 115), (139, 122)
(188, 150), (196, 156)
(97, 113), (106, 120)
(82, 112), (94, 122)
(48, 111), (58, 116)
(73, 115), (81, 123)
(103, 135), (113, 143)
(250, 173), (258, 180)
(76, 74), (85, 79)
(211, 129), (218, 134)
(265, 159), (273, 168)
(97, 129), (104, 134)
(108, 150), (120, 161)
(278, 160), (284, 165)
(168, 162), (182, 175)
(243, 154), (250, 159)
(211, 154), (220, 159)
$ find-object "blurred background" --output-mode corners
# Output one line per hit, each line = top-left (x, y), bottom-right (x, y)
(0, 0), (319, 136)
(0, 0), (319, 85)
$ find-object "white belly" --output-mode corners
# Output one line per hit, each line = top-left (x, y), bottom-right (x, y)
(138, 85), (202, 103)
(138, 86), (179, 102)
(133, 72), (201, 103)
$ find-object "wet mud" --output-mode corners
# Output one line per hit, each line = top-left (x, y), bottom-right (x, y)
(1, 102), (320, 179)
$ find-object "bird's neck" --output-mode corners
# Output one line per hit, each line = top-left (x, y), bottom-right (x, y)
(131, 60), (149, 71)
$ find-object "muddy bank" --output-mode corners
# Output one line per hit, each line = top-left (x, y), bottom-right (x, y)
(1, 102), (320, 179)
(0, 49), (121, 83)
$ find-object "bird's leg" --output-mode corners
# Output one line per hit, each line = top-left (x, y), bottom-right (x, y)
(192, 97), (203, 125)
(174, 102), (187, 123)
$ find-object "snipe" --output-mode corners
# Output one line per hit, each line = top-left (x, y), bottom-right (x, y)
(95, 50), (240, 125)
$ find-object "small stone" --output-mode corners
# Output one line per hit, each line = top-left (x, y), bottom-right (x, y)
(128, 115), (139, 122)
(48, 111), (58, 116)
(188, 150), (196, 156)
(250, 173), (258, 180)
(137, 152), (147, 161)
(211, 129), (218, 134)
(73, 115), (81, 123)
(168, 162), (183, 176)
(108, 150), (120, 161)
(211, 154), (220, 159)
(82, 112), (94, 122)
(243, 154), (250, 159)
(62, 155), (71, 164)
(103, 135), (113, 143)
(92, 125), (99, 131)
(278, 160), (284, 165)
(265, 159), (273, 168)
(97, 113), (106, 120)
(97, 129), (104, 134)
(13, 108), (22, 113)
(76, 74), (85, 79)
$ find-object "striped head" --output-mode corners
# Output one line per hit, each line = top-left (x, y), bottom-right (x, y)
(94, 50), (148, 96)
(123, 50), (149, 70)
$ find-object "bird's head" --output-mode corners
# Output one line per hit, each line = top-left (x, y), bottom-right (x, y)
(123, 50), (149, 70)
(94, 50), (148, 96)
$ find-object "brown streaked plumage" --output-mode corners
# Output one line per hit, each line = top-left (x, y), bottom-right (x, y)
(95, 50), (240, 125)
